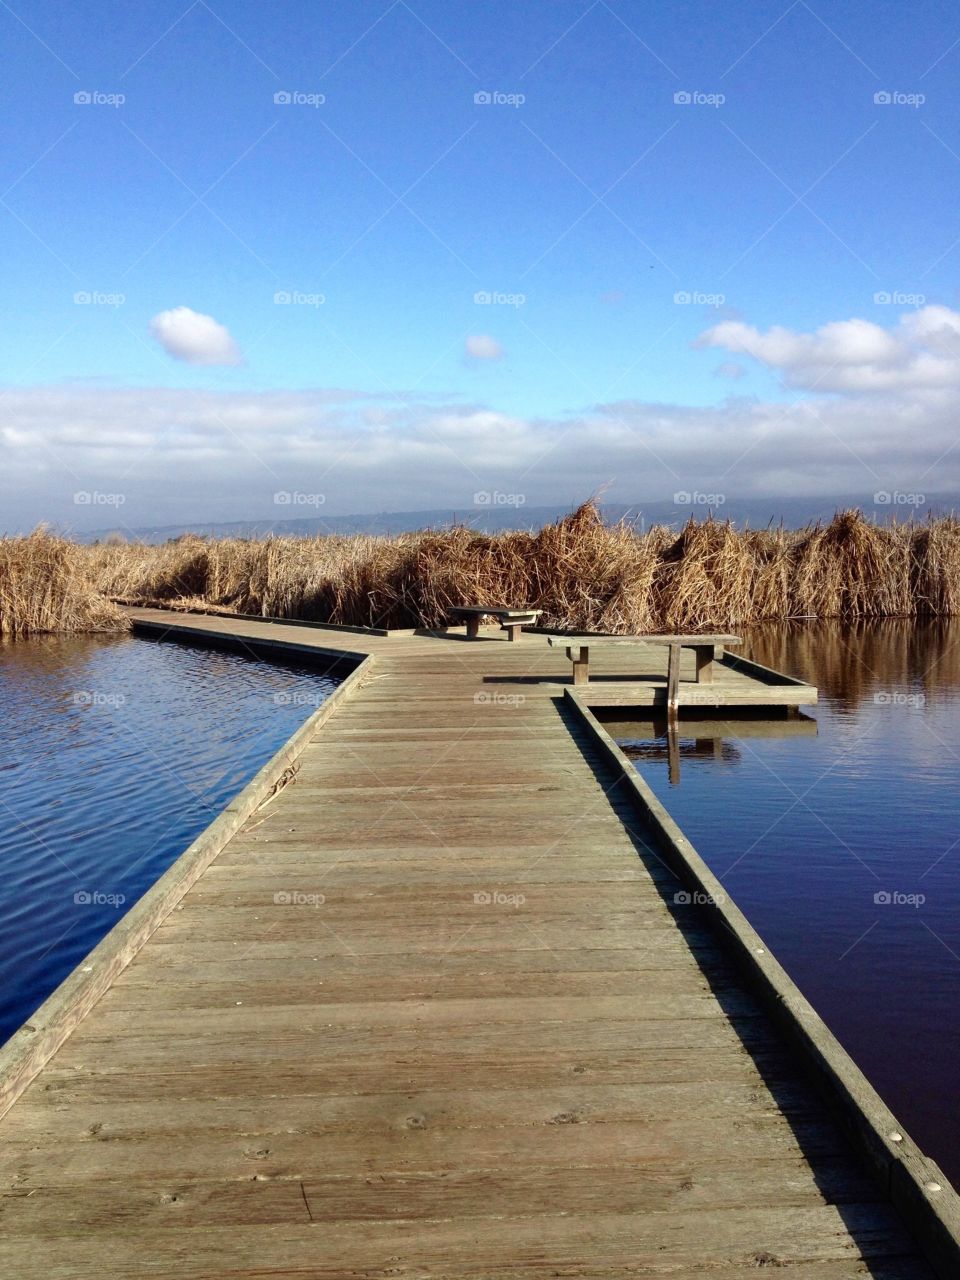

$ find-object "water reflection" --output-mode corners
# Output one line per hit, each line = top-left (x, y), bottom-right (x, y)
(616, 714), (818, 784)
(742, 617), (955, 713)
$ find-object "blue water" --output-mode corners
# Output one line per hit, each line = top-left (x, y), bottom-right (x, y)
(608, 619), (960, 1184)
(0, 633), (342, 1046)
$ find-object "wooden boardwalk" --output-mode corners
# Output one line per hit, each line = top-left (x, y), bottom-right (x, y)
(0, 613), (947, 1277)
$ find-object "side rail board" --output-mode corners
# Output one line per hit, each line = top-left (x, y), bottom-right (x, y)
(122, 604), (394, 638)
(565, 688), (960, 1280)
(0, 651), (375, 1122)
(129, 615), (372, 665)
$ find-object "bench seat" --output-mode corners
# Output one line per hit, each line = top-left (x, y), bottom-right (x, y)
(547, 633), (742, 706)
(449, 605), (543, 641)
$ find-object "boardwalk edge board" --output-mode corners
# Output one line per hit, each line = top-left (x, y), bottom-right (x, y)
(116, 602), (400, 637)
(566, 688), (960, 1279)
(0, 650), (374, 1122)
(129, 615), (374, 667)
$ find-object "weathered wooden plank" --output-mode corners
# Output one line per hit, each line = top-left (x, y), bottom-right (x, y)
(0, 1156), (882, 1233)
(103, 965), (742, 1006)
(147, 917), (714, 951)
(10, 1079), (820, 1145)
(0, 1204), (926, 1279)
(56, 1016), (782, 1065)
(75, 993), (768, 1040)
(0, 1114), (852, 1184)
(32, 1046), (802, 1100)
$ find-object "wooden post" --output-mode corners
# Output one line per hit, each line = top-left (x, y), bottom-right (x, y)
(466, 616), (481, 639)
(566, 644), (589, 684)
(666, 643), (680, 713)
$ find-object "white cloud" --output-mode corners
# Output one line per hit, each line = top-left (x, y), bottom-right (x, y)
(698, 306), (960, 392)
(465, 334), (504, 361)
(149, 307), (243, 367)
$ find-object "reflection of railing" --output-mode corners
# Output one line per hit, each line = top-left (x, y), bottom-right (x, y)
(615, 714), (818, 785)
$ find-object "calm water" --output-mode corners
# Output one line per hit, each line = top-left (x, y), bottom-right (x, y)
(607, 619), (960, 1184)
(0, 634), (342, 1046)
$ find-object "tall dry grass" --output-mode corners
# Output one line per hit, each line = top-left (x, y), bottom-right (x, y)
(0, 530), (130, 637)
(78, 501), (960, 634)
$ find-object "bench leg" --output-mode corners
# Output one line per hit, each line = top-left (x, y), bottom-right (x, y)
(503, 623), (521, 642)
(465, 617), (481, 639)
(566, 645), (589, 685)
(695, 646), (717, 684)
(666, 645), (680, 713)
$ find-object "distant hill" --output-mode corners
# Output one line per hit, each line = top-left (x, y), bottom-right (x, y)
(81, 495), (960, 544)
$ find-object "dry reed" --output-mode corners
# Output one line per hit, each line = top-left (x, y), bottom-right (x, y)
(75, 501), (960, 634)
(0, 530), (130, 637)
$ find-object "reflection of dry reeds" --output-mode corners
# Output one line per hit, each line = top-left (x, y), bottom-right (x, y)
(0, 530), (130, 637)
(742, 617), (960, 711)
(47, 501), (960, 634)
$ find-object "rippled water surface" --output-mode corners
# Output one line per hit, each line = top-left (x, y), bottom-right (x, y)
(0, 634), (341, 1045)
(607, 619), (960, 1184)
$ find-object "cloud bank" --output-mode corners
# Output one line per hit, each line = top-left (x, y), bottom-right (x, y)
(3, 307), (957, 532)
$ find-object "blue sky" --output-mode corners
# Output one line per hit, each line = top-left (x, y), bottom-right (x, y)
(4, 0), (960, 530)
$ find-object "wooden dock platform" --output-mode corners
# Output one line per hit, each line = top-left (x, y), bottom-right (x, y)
(0, 611), (954, 1278)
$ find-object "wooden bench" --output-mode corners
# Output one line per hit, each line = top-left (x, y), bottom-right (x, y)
(449, 605), (543, 642)
(547, 633), (741, 709)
